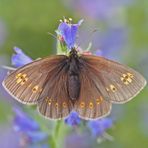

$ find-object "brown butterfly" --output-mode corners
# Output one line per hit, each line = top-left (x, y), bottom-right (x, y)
(2, 48), (147, 120)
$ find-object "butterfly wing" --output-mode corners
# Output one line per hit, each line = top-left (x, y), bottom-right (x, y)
(3, 55), (65, 104)
(37, 61), (73, 119)
(3, 55), (73, 119)
(74, 62), (112, 120)
(79, 55), (147, 104)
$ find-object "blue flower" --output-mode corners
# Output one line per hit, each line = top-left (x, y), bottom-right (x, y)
(97, 27), (127, 60)
(11, 47), (32, 67)
(57, 19), (83, 49)
(62, 0), (132, 20)
(13, 107), (39, 132)
(88, 118), (113, 137)
(13, 107), (48, 146)
(26, 132), (48, 143)
(65, 111), (81, 126)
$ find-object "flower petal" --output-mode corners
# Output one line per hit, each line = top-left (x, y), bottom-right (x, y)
(58, 20), (83, 49)
(11, 47), (32, 67)
(88, 118), (113, 137)
(13, 107), (40, 132)
(65, 111), (81, 126)
(26, 131), (48, 143)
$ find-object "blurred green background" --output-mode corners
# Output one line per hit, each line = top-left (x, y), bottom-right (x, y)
(0, 0), (148, 148)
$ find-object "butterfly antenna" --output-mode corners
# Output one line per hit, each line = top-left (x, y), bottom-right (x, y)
(47, 32), (58, 40)
(77, 28), (100, 50)
(2, 65), (17, 71)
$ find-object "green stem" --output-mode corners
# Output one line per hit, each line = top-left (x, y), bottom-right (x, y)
(49, 136), (57, 148)
(54, 120), (62, 138)
(49, 120), (62, 148)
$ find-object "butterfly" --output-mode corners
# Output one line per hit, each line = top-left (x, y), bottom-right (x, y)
(2, 48), (147, 120)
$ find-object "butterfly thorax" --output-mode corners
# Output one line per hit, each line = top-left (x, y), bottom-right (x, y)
(68, 48), (80, 101)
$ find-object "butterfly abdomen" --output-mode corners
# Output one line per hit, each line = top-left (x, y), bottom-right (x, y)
(68, 50), (80, 100)
(68, 74), (80, 100)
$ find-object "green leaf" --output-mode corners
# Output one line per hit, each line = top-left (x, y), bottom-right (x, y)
(56, 39), (68, 55)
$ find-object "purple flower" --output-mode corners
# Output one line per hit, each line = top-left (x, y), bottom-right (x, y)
(96, 27), (127, 60)
(75, 24), (127, 60)
(88, 118), (113, 137)
(0, 125), (20, 148)
(65, 111), (81, 126)
(13, 107), (39, 132)
(65, 134), (92, 148)
(76, 0), (115, 20)
(57, 19), (83, 49)
(11, 47), (32, 67)
(13, 107), (48, 146)
(62, 0), (133, 20)
(26, 132), (48, 143)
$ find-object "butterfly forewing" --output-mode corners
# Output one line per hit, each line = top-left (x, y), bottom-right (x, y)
(3, 55), (73, 119)
(3, 55), (67, 104)
(80, 55), (147, 104)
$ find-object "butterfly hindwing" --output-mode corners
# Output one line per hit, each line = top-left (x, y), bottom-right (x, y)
(74, 62), (112, 120)
(37, 61), (73, 119)
(80, 55), (147, 104)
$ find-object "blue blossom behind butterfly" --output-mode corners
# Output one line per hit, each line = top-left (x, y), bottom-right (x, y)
(13, 107), (48, 147)
(11, 47), (33, 67)
(88, 118), (113, 137)
(65, 111), (81, 126)
(13, 107), (39, 132)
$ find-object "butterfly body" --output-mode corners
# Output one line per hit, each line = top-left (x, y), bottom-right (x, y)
(68, 48), (80, 100)
(3, 48), (146, 120)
